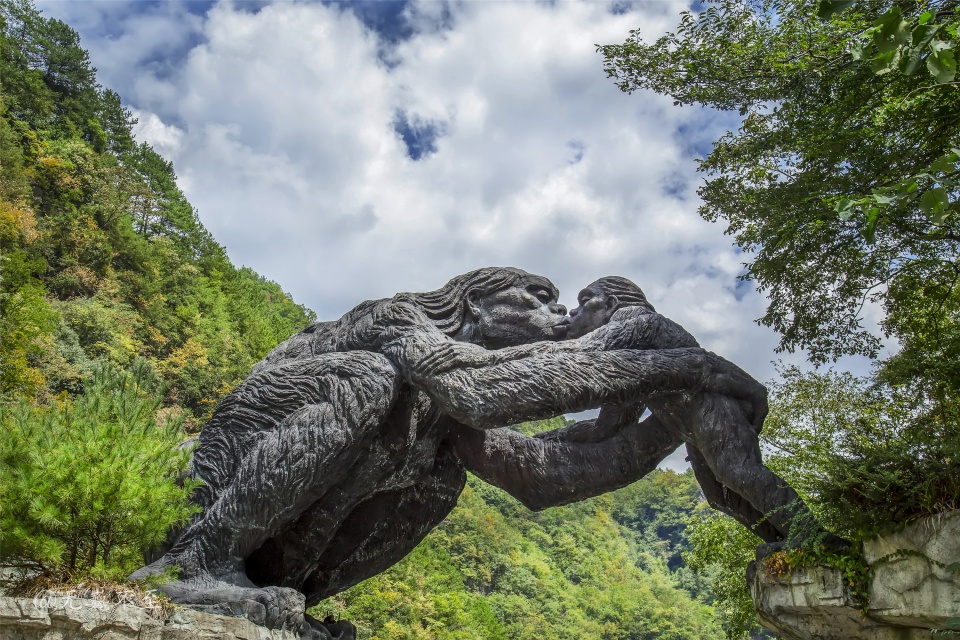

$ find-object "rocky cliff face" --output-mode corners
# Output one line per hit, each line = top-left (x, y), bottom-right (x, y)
(0, 595), (301, 640)
(751, 512), (960, 640)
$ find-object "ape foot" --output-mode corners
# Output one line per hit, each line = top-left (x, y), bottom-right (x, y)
(755, 540), (784, 562)
(745, 559), (758, 586)
(137, 569), (307, 632)
(176, 583), (305, 631)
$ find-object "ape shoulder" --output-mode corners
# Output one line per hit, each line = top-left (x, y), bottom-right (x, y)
(602, 307), (699, 350)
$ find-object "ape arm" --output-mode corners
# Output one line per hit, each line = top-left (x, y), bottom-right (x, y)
(395, 340), (760, 429)
(375, 300), (767, 429)
(448, 412), (682, 511)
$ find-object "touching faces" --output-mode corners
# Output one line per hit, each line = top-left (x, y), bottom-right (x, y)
(466, 274), (568, 349)
(564, 281), (619, 339)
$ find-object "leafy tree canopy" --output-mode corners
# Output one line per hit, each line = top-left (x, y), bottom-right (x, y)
(0, 360), (198, 579)
(601, 5), (960, 636)
(598, 0), (960, 381)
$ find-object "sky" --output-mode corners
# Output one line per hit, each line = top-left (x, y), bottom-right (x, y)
(37, 0), (877, 468)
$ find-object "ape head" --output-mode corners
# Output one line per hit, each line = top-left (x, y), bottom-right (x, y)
(564, 276), (655, 339)
(403, 267), (569, 349)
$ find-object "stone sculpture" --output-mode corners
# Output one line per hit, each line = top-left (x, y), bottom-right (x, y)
(129, 267), (774, 638)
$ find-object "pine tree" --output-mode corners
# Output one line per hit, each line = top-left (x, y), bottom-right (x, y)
(0, 359), (199, 578)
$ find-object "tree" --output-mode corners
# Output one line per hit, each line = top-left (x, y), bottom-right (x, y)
(763, 364), (959, 538)
(0, 359), (199, 579)
(598, 0), (960, 379)
(602, 7), (960, 634)
(684, 513), (762, 640)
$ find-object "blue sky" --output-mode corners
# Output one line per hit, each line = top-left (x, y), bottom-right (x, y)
(36, 1), (879, 467)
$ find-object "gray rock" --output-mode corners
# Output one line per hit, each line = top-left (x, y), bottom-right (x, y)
(0, 595), (299, 639)
(865, 512), (960, 629)
(752, 511), (960, 640)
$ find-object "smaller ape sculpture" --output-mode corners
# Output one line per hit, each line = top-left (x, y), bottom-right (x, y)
(449, 277), (844, 548)
(564, 276), (797, 542)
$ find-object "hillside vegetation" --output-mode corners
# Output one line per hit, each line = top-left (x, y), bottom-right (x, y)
(0, 0), (315, 420)
(312, 419), (725, 640)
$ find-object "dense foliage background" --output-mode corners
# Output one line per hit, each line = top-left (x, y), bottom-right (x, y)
(599, 0), (960, 636)
(0, 0), (316, 420)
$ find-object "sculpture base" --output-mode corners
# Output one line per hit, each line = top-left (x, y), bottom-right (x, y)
(751, 511), (960, 640)
(0, 595), (313, 639)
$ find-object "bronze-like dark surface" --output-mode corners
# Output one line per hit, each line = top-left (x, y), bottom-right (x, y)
(129, 268), (821, 639)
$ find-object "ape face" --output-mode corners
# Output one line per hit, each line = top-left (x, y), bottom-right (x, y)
(469, 274), (568, 349)
(564, 281), (618, 339)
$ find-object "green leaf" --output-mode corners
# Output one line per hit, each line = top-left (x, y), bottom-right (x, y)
(920, 187), (950, 216)
(899, 48), (922, 75)
(835, 198), (856, 220)
(927, 49), (957, 83)
(932, 154), (959, 172)
(862, 207), (880, 244)
(873, 8), (910, 54)
(872, 49), (898, 74)
(817, 0), (855, 21)
(930, 39), (954, 55)
(912, 24), (940, 48)
(917, 11), (933, 26)
(872, 194), (894, 205)
(850, 41), (867, 61)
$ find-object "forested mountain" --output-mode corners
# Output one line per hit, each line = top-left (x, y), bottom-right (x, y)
(0, 0), (315, 423)
(0, 2), (729, 639)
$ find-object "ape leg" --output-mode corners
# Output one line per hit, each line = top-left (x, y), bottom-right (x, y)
(297, 442), (467, 606)
(687, 394), (815, 543)
(129, 353), (399, 629)
(452, 413), (684, 511)
(686, 444), (781, 543)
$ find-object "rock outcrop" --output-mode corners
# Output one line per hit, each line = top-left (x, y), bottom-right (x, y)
(0, 595), (301, 639)
(751, 512), (960, 640)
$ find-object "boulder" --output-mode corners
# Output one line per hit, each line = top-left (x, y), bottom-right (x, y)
(751, 512), (960, 640)
(0, 595), (301, 639)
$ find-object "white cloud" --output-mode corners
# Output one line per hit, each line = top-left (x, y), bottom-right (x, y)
(130, 109), (185, 155)
(39, 0), (879, 449)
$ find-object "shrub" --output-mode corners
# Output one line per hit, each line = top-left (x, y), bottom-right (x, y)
(0, 358), (198, 581)
(764, 365), (960, 540)
(685, 512), (763, 639)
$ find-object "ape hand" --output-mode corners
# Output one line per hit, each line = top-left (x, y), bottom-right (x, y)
(408, 341), (498, 382)
(699, 351), (768, 429)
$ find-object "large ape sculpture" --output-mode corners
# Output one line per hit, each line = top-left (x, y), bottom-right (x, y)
(130, 268), (768, 639)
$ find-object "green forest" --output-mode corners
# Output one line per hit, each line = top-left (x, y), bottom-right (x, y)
(1, 0), (958, 638)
